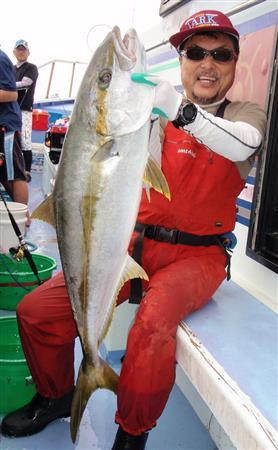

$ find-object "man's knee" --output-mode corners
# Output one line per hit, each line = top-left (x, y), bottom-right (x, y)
(16, 289), (39, 322)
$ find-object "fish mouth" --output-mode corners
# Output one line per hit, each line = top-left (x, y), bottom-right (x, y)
(112, 25), (137, 70)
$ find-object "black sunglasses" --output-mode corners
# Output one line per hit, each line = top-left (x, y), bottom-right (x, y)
(179, 47), (237, 62)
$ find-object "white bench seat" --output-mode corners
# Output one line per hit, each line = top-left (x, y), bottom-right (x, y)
(177, 280), (278, 449)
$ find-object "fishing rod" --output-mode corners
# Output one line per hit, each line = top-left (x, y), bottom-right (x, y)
(0, 190), (42, 285)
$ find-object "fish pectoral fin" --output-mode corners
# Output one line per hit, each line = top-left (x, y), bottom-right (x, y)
(31, 194), (55, 227)
(70, 357), (119, 443)
(116, 254), (149, 298)
(143, 155), (171, 201)
(91, 138), (114, 162)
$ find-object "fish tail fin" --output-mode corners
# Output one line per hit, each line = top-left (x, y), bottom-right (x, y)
(70, 357), (119, 443)
(70, 369), (91, 443)
(31, 193), (56, 227)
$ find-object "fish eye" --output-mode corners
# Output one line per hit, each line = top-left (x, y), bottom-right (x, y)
(98, 68), (112, 89)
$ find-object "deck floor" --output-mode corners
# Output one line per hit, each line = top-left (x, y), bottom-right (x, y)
(0, 171), (217, 450)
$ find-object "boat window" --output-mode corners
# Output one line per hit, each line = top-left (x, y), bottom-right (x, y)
(247, 39), (278, 273)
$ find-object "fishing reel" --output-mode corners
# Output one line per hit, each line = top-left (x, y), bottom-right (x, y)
(9, 245), (26, 261)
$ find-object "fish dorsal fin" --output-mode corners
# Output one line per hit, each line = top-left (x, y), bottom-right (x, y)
(116, 254), (149, 298)
(143, 155), (171, 201)
(31, 194), (56, 228)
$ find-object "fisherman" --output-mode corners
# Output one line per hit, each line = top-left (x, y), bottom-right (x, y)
(0, 47), (28, 205)
(14, 39), (39, 182)
(1, 9), (267, 450)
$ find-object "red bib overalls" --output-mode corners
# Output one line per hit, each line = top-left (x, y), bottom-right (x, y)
(17, 123), (245, 435)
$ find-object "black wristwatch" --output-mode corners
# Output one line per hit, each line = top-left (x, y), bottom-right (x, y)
(172, 100), (197, 129)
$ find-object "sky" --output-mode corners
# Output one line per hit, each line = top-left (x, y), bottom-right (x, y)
(1, 0), (162, 99)
(0, 0), (161, 101)
(2, 0), (162, 65)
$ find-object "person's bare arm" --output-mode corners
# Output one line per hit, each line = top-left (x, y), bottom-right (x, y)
(0, 89), (18, 102)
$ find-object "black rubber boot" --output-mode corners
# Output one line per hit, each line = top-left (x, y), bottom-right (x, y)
(112, 426), (149, 450)
(1, 390), (74, 437)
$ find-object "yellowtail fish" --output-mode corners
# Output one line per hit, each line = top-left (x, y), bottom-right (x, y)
(32, 25), (170, 442)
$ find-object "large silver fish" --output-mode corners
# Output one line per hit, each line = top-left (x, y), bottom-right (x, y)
(32, 26), (170, 442)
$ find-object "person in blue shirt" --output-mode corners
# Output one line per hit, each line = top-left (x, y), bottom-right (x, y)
(0, 48), (28, 205)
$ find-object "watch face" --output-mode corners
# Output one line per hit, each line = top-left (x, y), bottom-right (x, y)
(183, 103), (196, 121)
(172, 101), (197, 129)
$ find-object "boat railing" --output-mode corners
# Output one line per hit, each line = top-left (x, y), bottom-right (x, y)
(35, 59), (88, 101)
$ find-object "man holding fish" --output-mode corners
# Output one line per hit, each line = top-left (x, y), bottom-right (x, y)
(1, 10), (266, 450)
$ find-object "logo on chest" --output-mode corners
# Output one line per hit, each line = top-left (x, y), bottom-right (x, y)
(177, 148), (197, 158)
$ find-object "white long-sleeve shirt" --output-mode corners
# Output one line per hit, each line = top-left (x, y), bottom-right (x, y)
(183, 100), (265, 161)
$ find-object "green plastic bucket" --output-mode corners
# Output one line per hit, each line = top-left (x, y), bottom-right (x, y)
(0, 316), (36, 414)
(0, 254), (57, 310)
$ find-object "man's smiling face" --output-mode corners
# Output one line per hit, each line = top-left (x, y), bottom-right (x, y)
(180, 33), (238, 105)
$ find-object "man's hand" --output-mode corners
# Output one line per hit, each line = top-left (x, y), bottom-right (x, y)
(131, 73), (183, 121)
